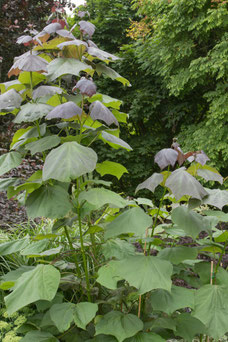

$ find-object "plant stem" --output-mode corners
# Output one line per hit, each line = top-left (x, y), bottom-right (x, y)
(64, 226), (81, 277)
(78, 205), (92, 302)
(29, 71), (33, 93)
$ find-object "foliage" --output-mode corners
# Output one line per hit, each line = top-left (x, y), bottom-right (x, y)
(0, 3), (228, 342)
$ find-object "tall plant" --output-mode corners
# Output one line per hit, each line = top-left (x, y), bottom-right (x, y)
(0, 4), (228, 342)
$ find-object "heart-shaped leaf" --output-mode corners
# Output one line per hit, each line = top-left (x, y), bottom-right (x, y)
(154, 148), (178, 170)
(166, 167), (208, 201)
(74, 77), (96, 97)
(150, 286), (195, 315)
(46, 101), (82, 120)
(100, 131), (132, 150)
(171, 206), (211, 239)
(33, 85), (63, 99)
(47, 58), (93, 82)
(90, 101), (118, 126)
(136, 173), (163, 193)
(8, 55), (48, 77)
(49, 303), (74, 332)
(5, 265), (60, 314)
(43, 142), (97, 182)
(102, 239), (135, 260)
(202, 188), (228, 210)
(0, 89), (22, 110)
(0, 152), (22, 176)
(105, 207), (152, 239)
(79, 20), (95, 36)
(19, 331), (59, 342)
(25, 135), (61, 155)
(14, 103), (53, 123)
(95, 311), (143, 342)
(96, 64), (131, 87)
(73, 302), (98, 330)
(79, 187), (127, 209)
(174, 314), (206, 342)
(26, 184), (72, 219)
(192, 284), (228, 339)
(87, 47), (119, 62)
(96, 161), (128, 180)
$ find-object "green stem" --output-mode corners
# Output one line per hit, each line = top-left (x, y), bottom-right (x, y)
(29, 71), (33, 93)
(64, 226), (81, 277)
(78, 205), (91, 302)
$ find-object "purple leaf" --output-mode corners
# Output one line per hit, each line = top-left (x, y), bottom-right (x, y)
(8, 55), (48, 77)
(57, 39), (88, 50)
(56, 29), (75, 39)
(46, 101), (82, 120)
(0, 89), (22, 110)
(87, 47), (119, 61)
(195, 151), (210, 165)
(166, 167), (208, 201)
(32, 86), (63, 100)
(135, 173), (164, 193)
(16, 35), (33, 45)
(88, 40), (98, 48)
(78, 11), (90, 18)
(154, 148), (178, 170)
(90, 101), (118, 126)
(79, 21), (95, 37)
(73, 77), (96, 97)
(43, 22), (62, 34)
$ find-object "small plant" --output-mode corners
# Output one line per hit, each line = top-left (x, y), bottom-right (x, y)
(0, 3), (228, 342)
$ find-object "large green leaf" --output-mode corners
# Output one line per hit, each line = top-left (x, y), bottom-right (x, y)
(25, 135), (61, 155)
(73, 302), (98, 330)
(197, 166), (223, 184)
(174, 314), (206, 342)
(203, 210), (228, 222)
(79, 188), (127, 209)
(96, 63), (131, 87)
(157, 246), (198, 264)
(0, 152), (22, 176)
(96, 161), (128, 180)
(124, 332), (165, 342)
(111, 255), (172, 294)
(166, 167), (208, 200)
(202, 188), (228, 210)
(105, 207), (152, 239)
(20, 239), (49, 256)
(102, 239), (135, 260)
(0, 88), (22, 110)
(86, 336), (116, 342)
(20, 331), (59, 342)
(14, 103), (53, 123)
(0, 177), (19, 191)
(192, 285), (228, 339)
(5, 265), (60, 314)
(49, 303), (75, 333)
(43, 142), (97, 182)
(150, 286), (195, 315)
(171, 206), (210, 239)
(26, 184), (72, 219)
(95, 311), (143, 342)
(96, 261), (123, 290)
(47, 58), (93, 81)
(0, 238), (28, 256)
(18, 71), (46, 86)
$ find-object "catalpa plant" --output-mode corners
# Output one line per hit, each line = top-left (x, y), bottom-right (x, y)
(0, 4), (228, 342)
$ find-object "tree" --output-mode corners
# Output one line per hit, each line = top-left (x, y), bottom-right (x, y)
(133, 0), (228, 173)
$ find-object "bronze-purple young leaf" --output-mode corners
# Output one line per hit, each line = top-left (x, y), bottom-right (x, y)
(79, 21), (95, 37)
(135, 173), (164, 193)
(166, 167), (208, 201)
(43, 22), (62, 34)
(16, 35), (33, 45)
(90, 101), (118, 126)
(32, 86), (63, 100)
(56, 29), (75, 39)
(8, 55), (48, 77)
(46, 101), (82, 120)
(73, 77), (96, 97)
(154, 148), (178, 170)
(87, 47), (119, 61)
